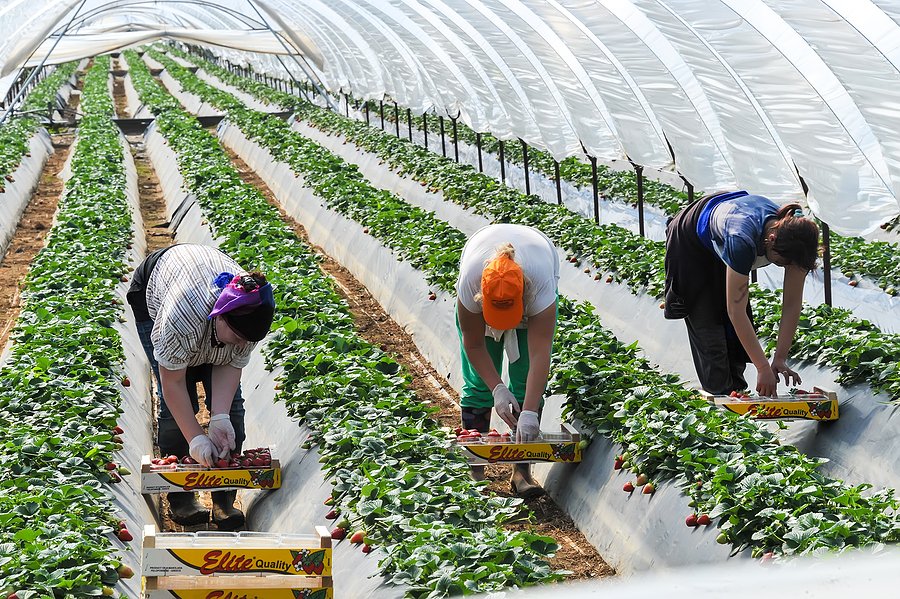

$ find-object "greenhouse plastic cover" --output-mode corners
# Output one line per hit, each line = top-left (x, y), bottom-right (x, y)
(3, 1), (900, 235)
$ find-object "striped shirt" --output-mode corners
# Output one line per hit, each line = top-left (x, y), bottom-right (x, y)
(145, 244), (255, 370)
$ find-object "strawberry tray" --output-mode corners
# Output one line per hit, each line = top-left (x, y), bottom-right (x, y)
(140, 448), (281, 493)
(454, 423), (583, 464)
(700, 386), (838, 421)
(142, 525), (333, 598)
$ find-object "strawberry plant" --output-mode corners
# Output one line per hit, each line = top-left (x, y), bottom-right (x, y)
(173, 47), (900, 405)
(0, 57), (135, 595)
(149, 49), (900, 562)
(126, 48), (563, 596)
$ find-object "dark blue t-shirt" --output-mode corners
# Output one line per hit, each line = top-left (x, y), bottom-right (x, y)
(697, 193), (779, 275)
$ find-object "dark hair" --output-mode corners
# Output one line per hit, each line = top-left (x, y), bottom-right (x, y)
(772, 203), (819, 271)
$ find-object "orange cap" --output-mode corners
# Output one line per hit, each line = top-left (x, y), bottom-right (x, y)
(481, 254), (524, 330)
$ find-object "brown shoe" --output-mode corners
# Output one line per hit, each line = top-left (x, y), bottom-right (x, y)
(510, 465), (544, 499)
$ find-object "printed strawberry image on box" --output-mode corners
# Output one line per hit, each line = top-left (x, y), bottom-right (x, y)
(454, 423), (583, 464)
(141, 448), (281, 493)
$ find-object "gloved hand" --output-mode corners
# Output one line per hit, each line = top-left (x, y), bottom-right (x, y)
(188, 434), (217, 467)
(208, 413), (236, 459)
(516, 410), (541, 443)
(492, 383), (521, 427)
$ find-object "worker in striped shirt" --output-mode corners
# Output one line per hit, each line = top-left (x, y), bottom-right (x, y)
(127, 244), (275, 529)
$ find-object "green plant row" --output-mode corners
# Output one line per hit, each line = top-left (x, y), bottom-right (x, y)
(0, 62), (78, 187)
(150, 49), (900, 559)
(167, 47), (900, 405)
(177, 46), (900, 306)
(127, 49), (563, 597)
(0, 57), (135, 598)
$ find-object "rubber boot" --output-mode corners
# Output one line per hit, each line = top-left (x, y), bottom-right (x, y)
(211, 490), (245, 531)
(470, 465), (486, 482)
(510, 463), (544, 499)
(167, 492), (210, 526)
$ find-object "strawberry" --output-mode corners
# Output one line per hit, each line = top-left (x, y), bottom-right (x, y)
(697, 514), (711, 526)
(849, 280), (858, 287)
(117, 520), (127, 530)
(105, 462), (117, 470)
(101, 587), (114, 597)
(635, 473), (648, 486)
(8, 593), (19, 599)
(428, 292), (437, 301)
(113, 425), (124, 435)
(349, 531), (365, 544)
(117, 528), (133, 542)
(330, 527), (346, 540)
(685, 514), (698, 527)
(324, 497), (334, 505)
(642, 483), (655, 494)
(325, 509), (338, 520)
(121, 376), (131, 387)
(613, 458), (624, 470)
(117, 467), (131, 476)
(117, 564), (134, 579)
(216, 459), (229, 468)
(623, 482), (634, 492)
(120, 275), (129, 283)
(362, 544), (372, 554)
(606, 275), (613, 283)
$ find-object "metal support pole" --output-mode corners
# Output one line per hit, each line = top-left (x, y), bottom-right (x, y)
(822, 222), (832, 306)
(521, 139), (531, 196)
(452, 118), (459, 162)
(590, 156), (599, 224)
(344, 93), (350, 117)
(635, 164), (645, 237)
(439, 116), (447, 157)
(379, 100), (385, 130)
(364, 102), (370, 125)
(394, 102), (400, 138)
(423, 113), (428, 149)
(499, 140), (506, 184)
(554, 160), (562, 205)
(476, 132), (483, 172)
(406, 108), (413, 142)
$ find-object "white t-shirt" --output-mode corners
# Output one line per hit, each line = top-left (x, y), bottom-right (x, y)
(145, 244), (255, 370)
(456, 224), (559, 327)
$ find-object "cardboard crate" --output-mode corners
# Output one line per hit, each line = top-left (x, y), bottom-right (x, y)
(701, 386), (838, 421)
(141, 455), (281, 493)
(456, 423), (583, 464)
(142, 525), (333, 597)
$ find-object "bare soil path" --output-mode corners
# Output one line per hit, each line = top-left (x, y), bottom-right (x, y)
(223, 145), (615, 581)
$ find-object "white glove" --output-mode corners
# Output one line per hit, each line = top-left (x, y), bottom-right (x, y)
(208, 413), (236, 459)
(188, 434), (217, 467)
(492, 383), (521, 427)
(516, 410), (541, 443)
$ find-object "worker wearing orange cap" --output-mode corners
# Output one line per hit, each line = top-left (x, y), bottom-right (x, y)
(456, 223), (560, 498)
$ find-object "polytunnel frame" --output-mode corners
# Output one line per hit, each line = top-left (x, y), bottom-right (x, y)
(0, 0), (339, 124)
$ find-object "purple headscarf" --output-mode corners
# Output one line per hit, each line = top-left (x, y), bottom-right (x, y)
(209, 274), (273, 319)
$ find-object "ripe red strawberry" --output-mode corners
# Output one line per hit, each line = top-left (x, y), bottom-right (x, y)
(330, 527), (346, 540)
(362, 544), (372, 554)
(113, 425), (124, 435)
(117, 528), (133, 542)
(325, 509), (338, 520)
(117, 520), (127, 530)
(120, 275), (129, 283)
(8, 592), (19, 599)
(428, 292), (437, 301)
(105, 462), (117, 470)
(349, 531), (365, 544)
(685, 514), (698, 527)
(606, 275), (613, 283)
(216, 459), (229, 468)
(697, 514), (711, 526)
(642, 483), (655, 494)
(623, 482), (634, 492)
(613, 458), (624, 470)
(121, 376), (131, 387)
(848, 280), (858, 287)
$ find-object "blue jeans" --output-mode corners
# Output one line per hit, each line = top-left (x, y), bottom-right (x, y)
(135, 319), (246, 457)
